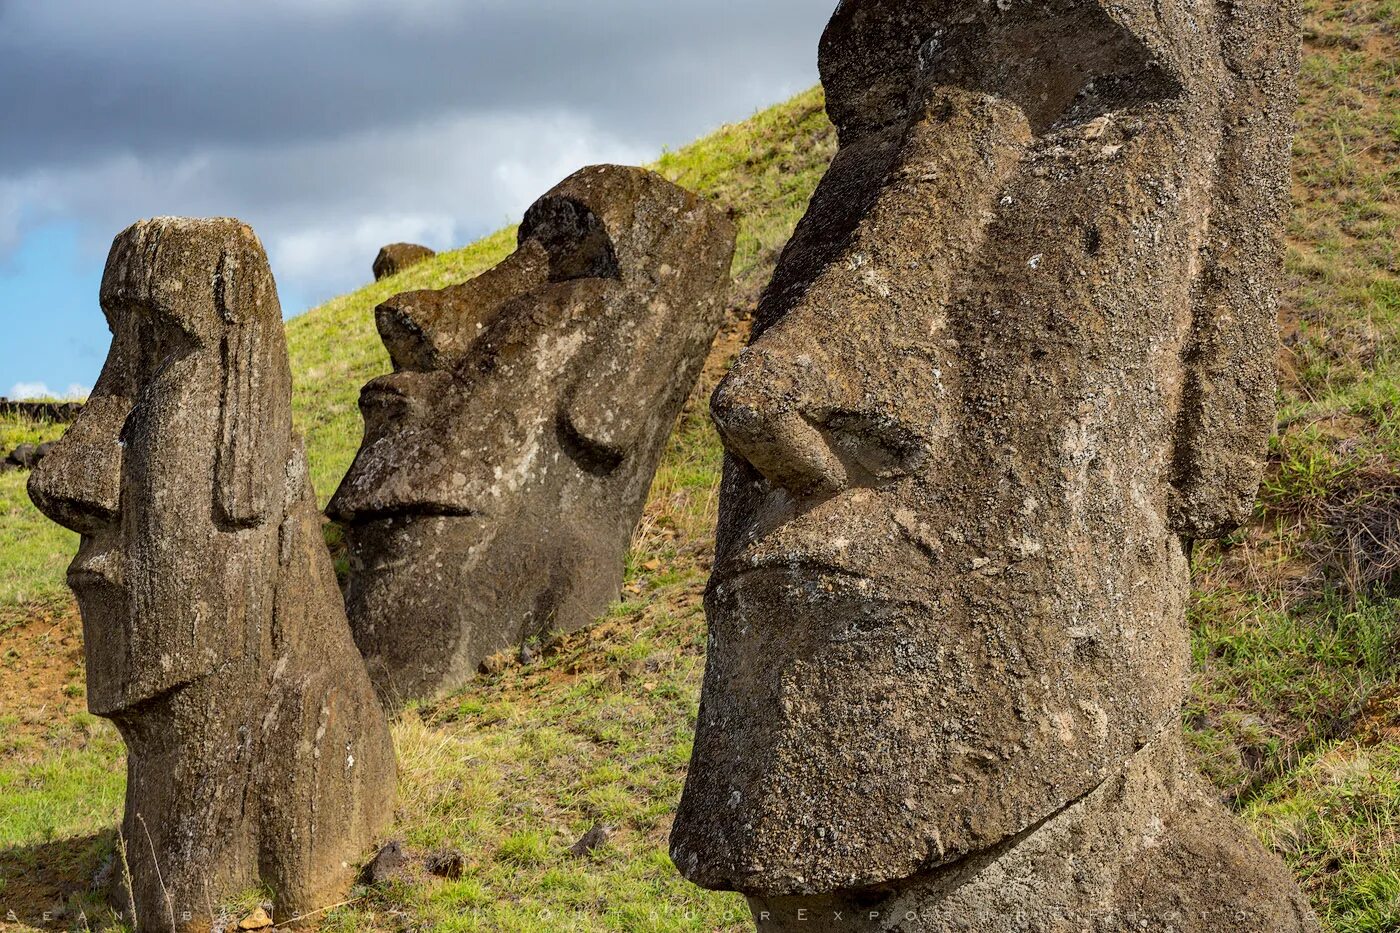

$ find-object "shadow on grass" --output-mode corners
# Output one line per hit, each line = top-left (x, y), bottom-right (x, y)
(0, 829), (117, 930)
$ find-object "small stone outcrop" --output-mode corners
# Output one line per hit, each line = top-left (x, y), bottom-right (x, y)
(671, 0), (1312, 930)
(29, 217), (396, 931)
(0, 398), (84, 422)
(373, 243), (435, 281)
(6, 443), (39, 470)
(1, 435), (63, 475)
(330, 165), (735, 706)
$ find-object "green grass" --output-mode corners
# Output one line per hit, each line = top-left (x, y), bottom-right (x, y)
(0, 416), (75, 606)
(0, 722), (124, 847)
(0, 414), (67, 452)
(1249, 737), (1400, 933)
(2, 2), (1400, 928)
(0, 470), (75, 608)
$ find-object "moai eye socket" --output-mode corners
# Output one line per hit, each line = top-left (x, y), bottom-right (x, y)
(132, 307), (199, 387)
(519, 196), (621, 283)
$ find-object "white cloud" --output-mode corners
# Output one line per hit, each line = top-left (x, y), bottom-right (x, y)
(8, 382), (48, 399)
(271, 213), (459, 287)
(0, 179), (24, 255)
(0, 108), (650, 312)
(6, 382), (89, 400)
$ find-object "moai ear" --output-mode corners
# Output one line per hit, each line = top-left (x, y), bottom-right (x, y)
(558, 271), (729, 476)
(556, 316), (667, 474)
(214, 246), (291, 528)
(1169, 0), (1298, 540)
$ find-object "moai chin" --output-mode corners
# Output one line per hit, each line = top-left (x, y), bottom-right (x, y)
(671, 0), (1316, 930)
(29, 218), (396, 931)
(328, 165), (735, 707)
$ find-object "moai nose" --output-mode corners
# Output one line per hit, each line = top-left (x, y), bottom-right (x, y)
(28, 395), (129, 535)
(376, 245), (553, 374)
(713, 312), (935, 500)
(376, 290), (462, 374)
(711, 344), (851, 499)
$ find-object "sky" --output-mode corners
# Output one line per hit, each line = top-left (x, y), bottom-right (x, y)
(0, 0), (831, 399)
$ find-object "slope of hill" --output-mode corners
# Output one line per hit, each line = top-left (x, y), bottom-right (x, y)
(1, 1), (1398, 928)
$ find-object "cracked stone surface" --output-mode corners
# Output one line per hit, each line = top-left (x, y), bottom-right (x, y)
(29, 217), (396, 931)
(671, 0), (1314, 928)
(329, 165), (735, 707)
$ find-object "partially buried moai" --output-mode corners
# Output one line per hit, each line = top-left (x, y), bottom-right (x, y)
(672, 0), (1314, 930)
(329, 165), (735, 706)
(29, 218), (396, 931)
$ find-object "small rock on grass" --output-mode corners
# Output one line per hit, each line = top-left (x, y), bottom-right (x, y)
(7, 444), (37, 468)
(425, 849), (466, 879)
(569, 824), (613, 858)
(238, 906), (273, 930)
(359, 840), (408, 885)
(478, 652), (509, 676)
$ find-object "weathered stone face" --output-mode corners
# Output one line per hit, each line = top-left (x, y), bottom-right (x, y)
(373, 242), (436, 281)
(672, 0), (1311, 926)
(29, 218), (395, 930)
(330, 165), (735, 706)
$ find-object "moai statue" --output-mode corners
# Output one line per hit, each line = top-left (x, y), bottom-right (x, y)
(672, 1), (1314, 930)
(373, 243), (436, 281)
(329, 165), (735, 706)
(29, 218), (396, 931)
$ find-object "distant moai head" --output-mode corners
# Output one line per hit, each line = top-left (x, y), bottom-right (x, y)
(30, 218), (292, 715)
(29, 218), (395, 929)
(373, 242), (435, 281)
(672, 0), (1302, 914)
(330, 165), (735, 705)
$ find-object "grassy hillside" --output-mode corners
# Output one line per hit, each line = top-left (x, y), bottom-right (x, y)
(1, 0), (1398, 929)
(285, 88), (833, 505)
(0, 417), (72, 607)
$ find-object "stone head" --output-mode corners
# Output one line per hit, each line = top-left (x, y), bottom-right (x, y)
(673, 0), (1293, 898)
(329, 165), (735, 703)
(29, 217), (293, 717)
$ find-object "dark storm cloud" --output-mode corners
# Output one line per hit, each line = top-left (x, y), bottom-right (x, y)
(0, 0), (829, 174)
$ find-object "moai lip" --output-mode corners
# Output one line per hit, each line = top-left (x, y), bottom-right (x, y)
(328, 165), (736, 708)
(671, 0), (1316, 929)
(29, 217), (396, 932)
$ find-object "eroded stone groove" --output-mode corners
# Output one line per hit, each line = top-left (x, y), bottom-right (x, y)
(29, 218), (396, 931)
(329, 165), (736, 707)
(671, 0), (1314, 928)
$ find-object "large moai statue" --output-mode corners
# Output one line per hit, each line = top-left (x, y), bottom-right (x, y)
(329, 165), (735, 706)
(672, 1), (1313, 930)
(29, 218), (396, 931)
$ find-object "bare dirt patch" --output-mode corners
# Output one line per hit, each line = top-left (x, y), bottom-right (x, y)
(0, 601), (86, 762)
